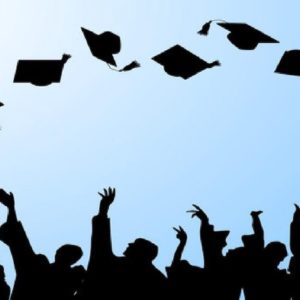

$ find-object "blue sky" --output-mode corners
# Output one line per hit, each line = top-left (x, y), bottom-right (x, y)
(0, 0), (300, 289)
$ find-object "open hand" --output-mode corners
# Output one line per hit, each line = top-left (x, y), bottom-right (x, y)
(98, 187), (115, 216)
(250, 210), (263, 217)
(187, 204), (208, 221)
(0, 189), (14, 209)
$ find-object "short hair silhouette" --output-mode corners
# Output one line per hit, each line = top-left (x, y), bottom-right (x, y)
(264, 241), (288, 266)
(55, 244), (83, 266)
(123, 238), (158, 262)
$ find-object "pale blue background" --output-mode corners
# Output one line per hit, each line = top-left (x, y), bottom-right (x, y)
(0, 1), (299, 296)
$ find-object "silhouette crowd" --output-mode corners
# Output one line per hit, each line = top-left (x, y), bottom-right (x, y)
(0, 187), (300, 299)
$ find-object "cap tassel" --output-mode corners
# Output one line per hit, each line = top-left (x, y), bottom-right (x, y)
(119, 61), (140, 72)
(198, 21), (212, 35)
(209, 60), (221, 68)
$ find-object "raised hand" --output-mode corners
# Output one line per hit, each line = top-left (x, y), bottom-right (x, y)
(0, 189), (14, 209)
(251, 210), (263, 217)
(173, 226), (187, 243)
(187, 204), (209, 222)
(98, 187), (116, 216)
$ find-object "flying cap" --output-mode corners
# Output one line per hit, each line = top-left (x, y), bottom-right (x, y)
(152, 44), (220, 79)
(81, 27), (140, 72)
(14, 54), (71, 86)
(198, 21), (279, 50)
(275, 50), (300, 76)
(81, 27), (120, 66)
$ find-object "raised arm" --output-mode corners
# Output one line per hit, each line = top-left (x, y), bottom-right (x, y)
(187, 204), (210, 237)
(290, 204), (300, 257)
(187, 204), (213, 267)
(0, 189), (35, 273)
(250, 210), (264, 249)
(171, 226), (187, 267)
(0, 189), (17, 224)
(87, 187), (116, 271)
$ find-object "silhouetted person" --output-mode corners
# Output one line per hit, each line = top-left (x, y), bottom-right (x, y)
(226, 211), (265, 300)
(0, 189), (49, 300)
(289, 204), (300, 299)
(258, 241), (291, 300)
(0, 189), (85, 300)
(0, 265), (10, 300)
(48, 245), (86, 300)
(166, 226), (207, 299)
(78, 187), (167, 300)
(188, 204), (240, 300)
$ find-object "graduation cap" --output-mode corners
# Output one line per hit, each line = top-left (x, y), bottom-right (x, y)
(275, 50), (300, 76)
(152, 44), (220, 79)
(0, 102), (3, 107)
(198, 20), (279, 50)
(14, 54), (71, 86)
(211, 230), (230, 248)
(81, 27), (140, 72)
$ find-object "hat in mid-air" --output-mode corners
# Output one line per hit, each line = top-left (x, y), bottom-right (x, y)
(152, 44), (220, 79)
(14, 54), (71, 86)
(198, 20), (279, 50)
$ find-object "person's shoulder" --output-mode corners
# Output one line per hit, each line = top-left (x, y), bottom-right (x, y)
(150, 265), (167, 280)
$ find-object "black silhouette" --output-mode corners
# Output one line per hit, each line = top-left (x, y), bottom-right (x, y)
(0, 102), (4, 107)
(275, 50), (300, 76)
(119, 60), (140, 72)
(188, 205), (242, 300)
(259, 241), (291, 300)
(152, 45), (220, 79)
(198, 21), (279, 50)
(81, 27), (140, 72)
(48, 244), (85, 300)
(81, 28), (120, 66)
(78, 187), (167, 300)
(0, 265), (10, 300)
(166, 226), (207, 298)
(289, 204), (300, 299)
(14, 54), (71, 86)
(188, 205), (229, 268)
(0, 189), (85, 300)
(226, 211), (265, 300)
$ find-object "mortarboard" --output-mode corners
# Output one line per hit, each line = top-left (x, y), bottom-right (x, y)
(81, 28), (120, 66)
(0, 102), (3, 107)
(198, 20), (279, 50)
(152, 44), (220, 79)
(275, 50), (300, 76)
(14, 54), (71, 86)
(81, 27), (140, 72)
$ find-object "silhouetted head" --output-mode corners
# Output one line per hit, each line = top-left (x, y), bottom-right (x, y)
(55, 244), (83, 267)
(0, 265), (5, 280)
(36, 253), (50, 265)
(264, 242), (287, 268)
(123, 238), (158, 263)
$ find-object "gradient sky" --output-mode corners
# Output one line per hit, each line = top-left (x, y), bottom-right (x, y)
(0, 1), (300, 293)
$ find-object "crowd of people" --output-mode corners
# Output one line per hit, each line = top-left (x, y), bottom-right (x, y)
(0, 187), (299, 300)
